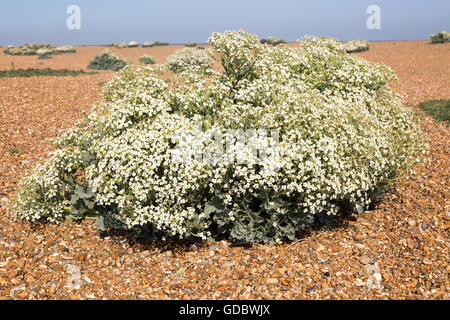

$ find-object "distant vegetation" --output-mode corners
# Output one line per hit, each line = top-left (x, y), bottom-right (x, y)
(142, 41), (154, 48)
(0, 68), (97, 78)
(87, 49), (128, 71)
(3, 43), (76, 59)
(153, 41), (169, 46)
(139, 54), (156, 65)
(110, 41), (169, 48)
(429, 30), (449, 44)
(260, 36), (287, 46)
(419, 100), (449, 124)
(185, 41), (198, 47)
(128, 41), (140, 48)
(166, 47), (212, 73)
(344, 39), (370, 53)
(112, 42), (127, 49)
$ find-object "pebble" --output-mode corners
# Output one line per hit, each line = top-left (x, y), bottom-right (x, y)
(353, 234), (364, 241)
(360, 256), (371, 265)
(354, 279), (365, 287)
(306, 286), (316, 293)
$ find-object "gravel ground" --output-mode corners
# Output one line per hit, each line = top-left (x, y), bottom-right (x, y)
(0, 41), (448, 300)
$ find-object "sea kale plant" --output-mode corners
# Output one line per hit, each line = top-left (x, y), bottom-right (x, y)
(429, 30), (449, 44)
(260, 36), (287, 46)
(344, 39), (370, 53)
(139, 54), (156, 65)
(87, 49), (128, 71)
(13, 30), (426, 243)
(166, 47), (212, 73)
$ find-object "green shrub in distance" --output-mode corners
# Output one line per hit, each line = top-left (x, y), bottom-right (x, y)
(153, 41), (169, 46)
(87, 49), (128, 71)
(128, 41), (140, 48)
(142, 41), (154, 48)
(23, 49), (37, 56)
(38, 53), (52, 59)
(429, 30), (449, 44)
(139, 54), (156, 65)
(13, 30), (426, 244)
(166, 47), (212, 73)
(53, 45), (76, 54)
(344, 39), (370, 53)
(4, 47), (22, 55)
(260, 36), (287, 46)
(35, 48), (53, 59)
(0, 68), (97, 78)
(112, 42), (127, 49)
(185, 41), (198, 47)
(419, 100), (449, 123)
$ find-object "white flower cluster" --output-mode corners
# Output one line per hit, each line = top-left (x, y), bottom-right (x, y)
(13, 30), (426, 241)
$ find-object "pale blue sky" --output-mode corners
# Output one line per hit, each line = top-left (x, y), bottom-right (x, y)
(0, 0), (449, 45)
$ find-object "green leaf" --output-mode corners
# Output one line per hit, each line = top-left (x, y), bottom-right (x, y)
(96, 216), (107, 231)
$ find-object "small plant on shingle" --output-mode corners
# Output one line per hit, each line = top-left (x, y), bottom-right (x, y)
(53, 45), (76, 54)
(87, 49), (128, 71)
(260, 36), (287, 46)
(419, 100), (449, 124)
(166, 47), (212, 73)
(38, 53), (52, 59)
(36, 48), (53, 59)
(112, 42), (127, 49)
(139, 54), (156, 65)
(23, 49), (37, 56)
(429, 30), (449, 44)
(142, 41), (154, 48)
(4, 47), (23, 56)
(128, 41), (140, 48)
(153, 41), (169, 46)
(344, 39), (370, 53)
(185, 41), (198, 47)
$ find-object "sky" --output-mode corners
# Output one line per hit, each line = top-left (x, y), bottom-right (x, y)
(0, 0), (449, 46)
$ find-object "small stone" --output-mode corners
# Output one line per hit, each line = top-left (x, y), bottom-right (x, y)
(423, 257), (432, 265)
(0, 197), (9, 208)
(8, 269), (19, 278)
(373, 273), (382, 282)
(354, 279), (365, 287)
(317, 256), (325, 264)
(267, 278), (279, 285)
(408, 219), (416, 226)
(360, 256), (371, 265)
(306, 286), (316, 293)
(353, 234), (364, 241)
